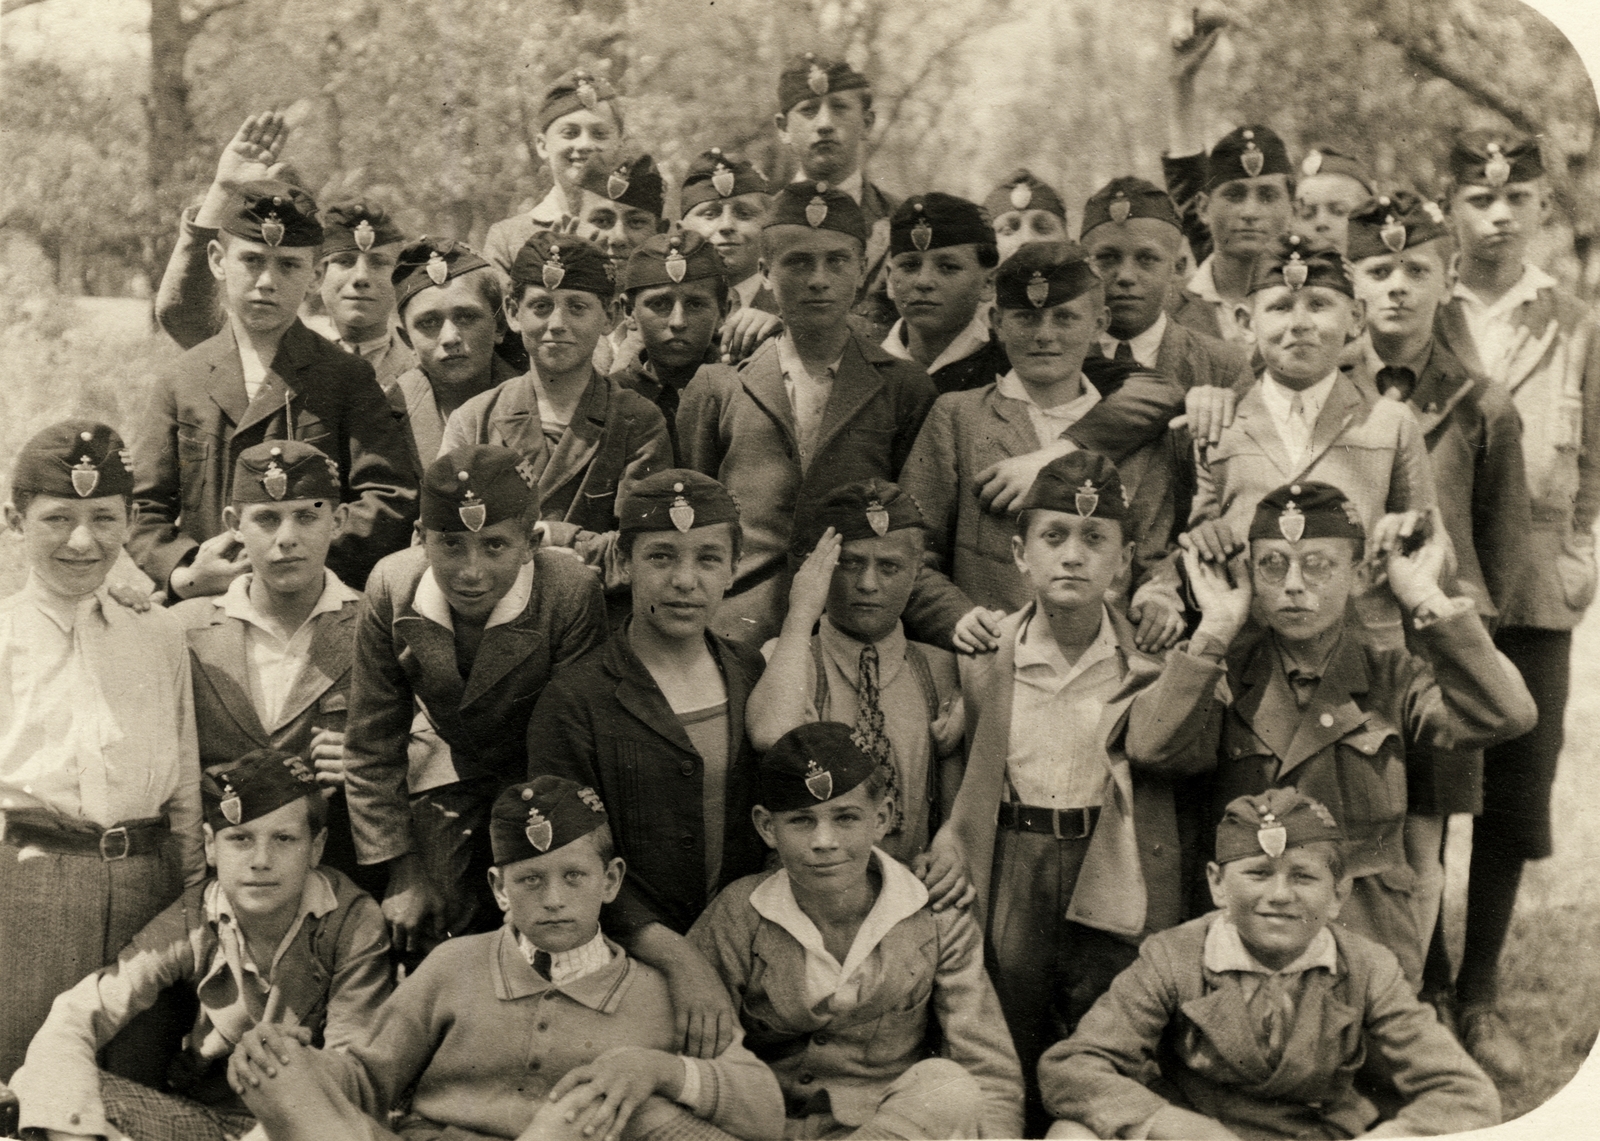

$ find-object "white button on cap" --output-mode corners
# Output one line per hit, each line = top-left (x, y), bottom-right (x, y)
(1320, 713), (1334, 727)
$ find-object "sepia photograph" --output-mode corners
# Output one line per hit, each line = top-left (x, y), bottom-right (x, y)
(2, 0), (1600, 1137)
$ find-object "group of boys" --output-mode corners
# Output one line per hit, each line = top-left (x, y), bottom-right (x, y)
(0, 29), (1593, 1141)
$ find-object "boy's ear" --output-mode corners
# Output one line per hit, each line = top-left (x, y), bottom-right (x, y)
(1345, 296), (1367, 344)
(202, 822), (217, 869)
(1011, 532), (1030, 577)
(394, 319), (414, 350)
(222, 505), (241, 535)
(311, 260), (329, 291)
(1195, 190), (1213, 230)
(487, 866), (510, 913)
(1204, 860), (1227, 910)
(207, 238), (227, 283)
(601, 855), (626, 904)
(751, 805), (778, 850)
(4, 502), (24, 534)
(309, 826), (327, 870)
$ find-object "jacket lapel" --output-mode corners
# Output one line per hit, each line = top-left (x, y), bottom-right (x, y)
(1182, 979), (1278, 1085)
(463, 616), (546, 709)
(985, 387), (1049, 456)
(207, 324), (250, 427)
(1407, 346), (1476, 438)
(486, 376), (553, 479)
(1436, 301), (1487, 378)
(394, 614), (465, 711)
(1279, 633), (1373, 778)
(607, 635), (699, 755)
(539, 372), (609, 509)
(187, 613), (271, 747)
(809, 337), (886, 462)
(1300, 374), (1362, 475)
(1232, 638), (1299, 765)
(273, 601), (358, 729)
(1231, 385), (1297, 479)
(234, 323), (313, 441)
(738, 341), (800, 454)
(1258, 969), (1359, 1096)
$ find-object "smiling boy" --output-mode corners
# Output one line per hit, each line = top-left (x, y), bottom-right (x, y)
(1040, 789), (1499, 1141)
(680, 148), (776, 315)
(985, 168), (1072, 262)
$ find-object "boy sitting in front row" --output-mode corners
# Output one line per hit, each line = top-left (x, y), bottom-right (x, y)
(690, 722), (1024, 1140)
(1040, 789), (1500, 1140)
(229, 777), (784, 1141)
(12, 747), (392, 1141)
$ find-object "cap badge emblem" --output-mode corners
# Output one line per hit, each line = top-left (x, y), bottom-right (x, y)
(1009, 182), (1032, 211)
(1074, 479), (1100, 518)
(70, 456), (99, 498)
(514, 457), (537, 489)
(458, 488), (487, 533)
(805, 185), (829, 228)
(807, 59), (830, 97)
(1241, 140), (1265, 179)
(575, 75), (599, 111)
(608, 165), (630, 201)
(1484, 143), (1511, 188)
(220, 782), (243, 826)
(712, 161), (736, 198)
(1257, 810), (1288, 858)
(1026, 270), (1049, 308)
(577, 787), (605, 814)
(1301, 150), (1324, 177)
(1422, 200), (1445, 224)
(425, 250), (450, 286)
(1282, 251), (1309, 290)
(804, 757), (833, 802)
(664, 239), (688, 283)
(910, 206), (933, 252)
(1380, 216), (1407, 254)
(669, 482), (695, 532)
(542, 246), (566, 291)
(865, 499), (890, 536)
(263, 459), (289, 501)
(1278, 500), (1306, 543)
(260, 212), (285, 247)
(353, 219), (376, 252)
(525, 807), (554, 852)
(1108, 195), (1131, 224)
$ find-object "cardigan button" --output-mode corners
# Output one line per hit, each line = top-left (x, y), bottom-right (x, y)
(680, 760), (696, 776)
(799, 1072), (815, 1084)
(680, 835), (696, 850)
(813, 1033), (829, 1046)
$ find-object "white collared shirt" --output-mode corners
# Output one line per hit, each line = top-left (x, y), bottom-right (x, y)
(792, 167), (864, 205)
(1184, 256), (1252, 344)
(1259, 370), (1339, 468)
(219, 570), (360, 730)
(412, 561), (535, 632)
(1097, 312), (1168, 369)
(207, 868), (340, 982)
(1203, 915), (1339, 1003)
(1007, 605), (1121, 809)
(515, 925), (616, 986)
(776, 333), (843, 469)
(996, 369), (1102, 450)
(749, 848), (929, 1011)
(1452, 262), (1557, 378)
(228, 312), (271, 403)
(881, 308), (995, 377)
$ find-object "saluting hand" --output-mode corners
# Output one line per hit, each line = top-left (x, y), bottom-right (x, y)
(1181, 537), (1252, 648)
(214, 112), (292, 193)
(784, 528), (841, 634)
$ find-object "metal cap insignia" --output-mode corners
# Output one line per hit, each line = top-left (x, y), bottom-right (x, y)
(712, 159), (736, 198)
(1074, 479), (1100, 518)
(1240, 130), (1265, 179)
(1278, 500), (1306, 542)
(1257, 814), (1288, 858)
(804, 758), (833, 802)
(664, 236), (688, 283)
(459, 489), (486, 532)
(220, 782), (243, 826)
(1108, 195), (1131, 224)
(542, 246), (566, 291)
(1282, 251), (1308, 290)
(263, 459), (289, 501)
(1026, 270), (1049, 308)
(910, 213), (932, 252)
(1301, 150), (1323, 177)
(1380, 216), (1407, 254)
(805, 184), (829, 228)
(260, 212), (285, 247)
(865, 499), (890, 536)
(1484, 143), (1511, 188)
(608, 166), (630, 201)
(70, 456), (99, 498)
(353, 219), (376, 252)
(669, 482), (695, 532)
(525, 807), (555, 852)
(807, 55), (829, 97)
(1009, 182), (1032, 211)
(425, 250), (450, 286)
(575, 74), (599, 111)
(577, 787), (605, 813)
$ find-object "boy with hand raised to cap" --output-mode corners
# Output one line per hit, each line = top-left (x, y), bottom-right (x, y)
(229, 776), (784, 1141)
(679, 148), (784, 363)
(12, 747), (392, 1141)
(528, 470), (768, 1058)
(748, 479), (967, 899)
(0, 420), (205, 1081)
(930, 451), (1213, 1133)
(678, 181), (936, 649)
(690, 721), (1024, 1141)
(1143, 481), (1535, 988)
(1039, 789), (1500, 1141)
(132, 179), (419, 601)
(899, 242), (1187, 656)
(443, 232), (670, 567)
(171, 440), (377, 891)
(1432, 127), (1600, 1078)
(985, 168), (1072, 263)
(342, 445), (607, 955)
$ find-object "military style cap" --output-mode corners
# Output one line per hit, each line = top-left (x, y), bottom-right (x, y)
(1450, 129), (1543, 189)
(510, 232), (614, 297)
(581, 153), (665, 220)
(621, 229), (726, 293)
(319, 200), (406, 258)
(538, 66), (620, 131)
(201, 748), (320, 831)
(680, 148), (772, 215)
(778, 51), (870, 112)
(889, 193), (993, 257)
(1249, 233), (1353, 298)
(794, 477), (924, 553)
(221, 179), (322, 248)
(1298, 146), (1375, 193)
(1017, 449), (1128, 522)
(758, 722), (879, 812)
(994, 240), (1100, 310)
(1346, 192), (1451, 262)
(392, 237), (493, 313)
(1248, 481), (1365, 544)
(618, 469), (739, 535)
(421, 445), (537, 534)
(984, 168), (1067, 223)
(1215, 787), (1344, 863)
(1204, 125), (1292, 194)
(232, 440), (341, 507)
(1079, 176), (1182, 238)
(11, 420), (133, 501)
(491, 776), (609, 865)
(765, 181), (869, 245)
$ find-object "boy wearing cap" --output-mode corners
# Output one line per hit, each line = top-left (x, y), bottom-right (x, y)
(171, 440), (376, 889)
(1143, 481), (1535, 987)
(11, 747), (392, 1141)
(0, 420), (206, 1080)
(678, 182), (937, 648)
(681, 148), (778, 315)
(132, 178), (419, 601)
(1293, 147), (1376, 254)
(748, 478), (966, 888)
(343, 445), (608, 952)
(230, 777), (784, 1141)
(443, 233), (671, 567)
(931, 449), (1212, 1131)
(986, 168), (1072, 262)
(1039, 789), (1499, 1140)
(691, 722), (1024, 1140)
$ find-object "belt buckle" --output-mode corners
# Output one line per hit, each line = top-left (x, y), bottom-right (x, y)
(99, 826), (130, 861)
(1053, 808), (1087, 841)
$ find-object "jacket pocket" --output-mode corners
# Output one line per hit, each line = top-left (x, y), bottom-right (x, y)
(177, 430), (210, 513)
(1557, 532), (1597, 610)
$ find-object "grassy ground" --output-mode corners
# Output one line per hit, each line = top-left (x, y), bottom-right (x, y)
(2, 292), (1598, 1126)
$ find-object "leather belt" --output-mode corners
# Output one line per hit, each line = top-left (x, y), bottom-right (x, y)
(997, 803), (1100, 840)
(0, 810), (168, 860)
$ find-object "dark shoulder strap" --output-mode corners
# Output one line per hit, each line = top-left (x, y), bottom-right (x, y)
(809, 635), (830, 719)
(903, 642), (941, 723)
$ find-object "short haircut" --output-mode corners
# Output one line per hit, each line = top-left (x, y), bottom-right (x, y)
(617, 520), (744, 564)
(587, 822), (618, 864)
(12, 488), (133, 518)
(398, 263), (504, 322)
(303, 786), (330, 835)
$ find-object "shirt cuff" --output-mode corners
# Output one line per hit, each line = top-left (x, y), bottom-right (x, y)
(1411, 592), (1472, 629)
(676, 1056), (704, 1111)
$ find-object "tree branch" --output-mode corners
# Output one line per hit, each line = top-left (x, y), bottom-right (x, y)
(1, 0), (54, 16)
(187, 0), (250, 28)
(1372, 19), (1543, 137)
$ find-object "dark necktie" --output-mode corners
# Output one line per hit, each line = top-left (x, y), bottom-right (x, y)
(1247, 973), (1297, 1069)
(1113, 340), (1135, 363)
(1286, 669), (1320, 710)
(855, 644), (901, 832)
(533, 949), (552, 981)
(1376, 365), (1416, 403)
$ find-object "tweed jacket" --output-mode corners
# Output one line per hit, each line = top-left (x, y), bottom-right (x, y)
(381, 354), (521, 476)
(689, 858), (1024, 1138)
(1437, 275), (1600, 630)
(342, 547), (608, 866)
(130, 319), (419, 592)
(11, 868), (392, 1139)
(1154, 317), (1255, 392)
(1039, 912), (1500, 1140)
(526, 629), (769, 937)
(677, 333), (937, 646)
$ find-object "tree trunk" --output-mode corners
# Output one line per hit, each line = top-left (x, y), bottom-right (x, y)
(146, 0), (197, 270)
